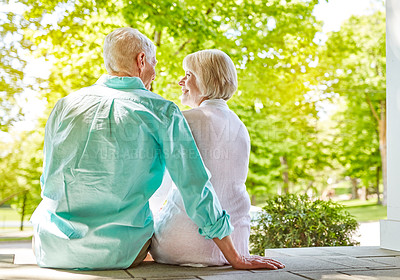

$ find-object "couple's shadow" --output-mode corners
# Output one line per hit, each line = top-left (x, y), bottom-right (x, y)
(62, 260), (239, 279)
(126, 261), (238, 278)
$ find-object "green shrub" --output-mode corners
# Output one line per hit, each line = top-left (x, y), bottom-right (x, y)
(250, 194), (359, 255)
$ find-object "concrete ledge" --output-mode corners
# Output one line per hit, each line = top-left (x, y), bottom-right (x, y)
(1, 243), (400, 279)
(380, 219), (400, 251)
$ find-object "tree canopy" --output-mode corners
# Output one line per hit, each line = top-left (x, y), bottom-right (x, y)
(0, 0), (387, 221)
(319, 11), (386, 203)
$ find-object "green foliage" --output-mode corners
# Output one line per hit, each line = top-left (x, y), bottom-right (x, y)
(0, 131), (43, 220)
(318, 11), (386, 199)
(19, 0), (327, 199)
(1, 2), (44, 221)
(249, 194), (359, 255)
(0, 4), (31, 131)
(233, 100), (329, 198)
(0, 0), (386, 224)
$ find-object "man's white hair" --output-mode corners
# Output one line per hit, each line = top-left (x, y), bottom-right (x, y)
(103, 27), (156, 75)
(183, 49), (238, 101)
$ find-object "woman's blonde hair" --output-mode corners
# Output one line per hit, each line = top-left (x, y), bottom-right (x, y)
(183, 49), (237, 101)
(103, 27), (156, 75)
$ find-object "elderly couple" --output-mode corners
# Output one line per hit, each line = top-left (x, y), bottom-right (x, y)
(30, 27), (285, 271)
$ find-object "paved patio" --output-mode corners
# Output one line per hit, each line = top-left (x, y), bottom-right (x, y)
(0, 241), (400, 279)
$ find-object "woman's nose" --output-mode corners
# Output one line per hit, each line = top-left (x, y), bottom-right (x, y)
(178, 78), (185, 86)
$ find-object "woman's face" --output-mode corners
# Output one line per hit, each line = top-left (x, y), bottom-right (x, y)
(179, 71), (203, 108)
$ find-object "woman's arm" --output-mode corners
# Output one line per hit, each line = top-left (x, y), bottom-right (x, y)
(213, 236), (285, 270)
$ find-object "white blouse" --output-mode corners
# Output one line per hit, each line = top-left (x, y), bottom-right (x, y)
(150, 99), (251, 266)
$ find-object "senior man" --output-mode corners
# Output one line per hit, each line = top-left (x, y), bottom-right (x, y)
(31, 27), (285, 271)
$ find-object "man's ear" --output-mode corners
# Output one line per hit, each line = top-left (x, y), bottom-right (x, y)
(137, 52), (146, 74)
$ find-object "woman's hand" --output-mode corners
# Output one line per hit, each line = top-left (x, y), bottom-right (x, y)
(213, 236), (285, 270)
(230, 255), (285, 270)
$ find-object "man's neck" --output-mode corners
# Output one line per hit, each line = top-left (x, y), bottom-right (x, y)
(109, 71), (139, 77)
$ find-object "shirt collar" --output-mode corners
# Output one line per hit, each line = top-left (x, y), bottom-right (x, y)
(95, 74), (147, 90)
(200, 99), (229, 109)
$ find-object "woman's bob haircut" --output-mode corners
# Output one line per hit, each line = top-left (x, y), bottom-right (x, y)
(183, 49), (238, 101)
(103, 27), (156, 75)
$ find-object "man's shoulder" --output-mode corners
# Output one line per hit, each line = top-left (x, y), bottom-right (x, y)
(56, 84), (182, 125)
(119, 87), (180, 114)
(68, 84), (175, 108)
(86, 84), (181, 119)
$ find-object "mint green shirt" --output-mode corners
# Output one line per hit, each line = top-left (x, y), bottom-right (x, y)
(31, 75), (233, 270)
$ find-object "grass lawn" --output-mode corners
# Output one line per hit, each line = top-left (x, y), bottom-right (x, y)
(0, 207), (30, 222)
(255, 197), (386, 223)
(338, 198), (387, 222)
(1, 198), (386, 225)
(0, 227), (33, 242)
(0, 208), (35, 241)
(0, 236), (32, 242)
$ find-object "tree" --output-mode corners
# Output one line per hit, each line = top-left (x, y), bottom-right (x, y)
(331, 96), (381, 200)
(0, 130), (43, 226)
(232, 99), (329, 202)
(0, 2), (31, 131)
(19, 0), (327, 203)
(0, 2), (43, 227)
(319, 11), (386, 204)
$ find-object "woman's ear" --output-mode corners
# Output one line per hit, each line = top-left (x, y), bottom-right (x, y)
(137, 52), (146, 74)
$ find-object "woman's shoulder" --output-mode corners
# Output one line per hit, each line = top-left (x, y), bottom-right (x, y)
(182, 107), (211, 123)
(182, 106), (205, 116)
(183, 105), (248, 129)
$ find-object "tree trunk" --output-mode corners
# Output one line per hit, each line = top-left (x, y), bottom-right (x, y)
(251, 194), (256, 206)
(20, 192), (27, 231)
(280, 156), (289, 194)
(379, 105), (387, 205)
(376, 165), (381, 205)
(305, 180), (315, 198)
(351, 177), (359, 199)
(360, 186), (367, 201)
(153, 29), (162, 47)
(365, 96), (386, 205)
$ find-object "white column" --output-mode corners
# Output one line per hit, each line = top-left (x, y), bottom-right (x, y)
(380, 0), (400, 251)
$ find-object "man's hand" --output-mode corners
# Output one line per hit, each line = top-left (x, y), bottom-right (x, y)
(231, 255), (285, 270)
(213, 236), (285, 270)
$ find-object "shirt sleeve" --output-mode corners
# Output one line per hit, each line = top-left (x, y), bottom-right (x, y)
(159, 104), (233, 240)
(40, 100), (62, 190)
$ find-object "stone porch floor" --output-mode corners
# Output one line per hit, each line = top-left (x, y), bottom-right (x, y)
(0, 241), (400, 279)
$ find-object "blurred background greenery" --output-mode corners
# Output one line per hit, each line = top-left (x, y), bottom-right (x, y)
(0, 0), (386, 229)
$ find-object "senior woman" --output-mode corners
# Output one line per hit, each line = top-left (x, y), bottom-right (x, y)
(151, 49), (252, 266)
